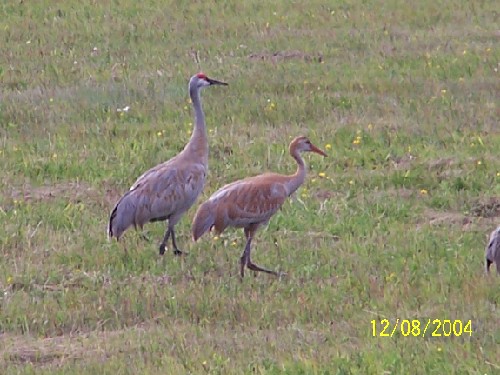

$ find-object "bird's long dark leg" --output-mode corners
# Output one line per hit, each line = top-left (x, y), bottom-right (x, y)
(240, 233), (252, 278)
(159, 228), (171, 255)
(169, 227), (184, 256)
(241, 227), (279, 277)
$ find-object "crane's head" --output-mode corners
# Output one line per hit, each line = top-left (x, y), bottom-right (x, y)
(190, 72), (228, 90)
(290, 136), (328, 157)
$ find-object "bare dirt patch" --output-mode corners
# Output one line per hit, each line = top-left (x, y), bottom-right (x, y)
(427, 157), (456, 170)
(8, 182), (97, 204)
(424, 209), (472, 227)
(421, 208), (498, 231)
(470, 197), (500, 218)
(388, 153), (416, 170)
(4, 181), (124, 209)
(2, 333), (97, 367)
(248, 50), (323, 63)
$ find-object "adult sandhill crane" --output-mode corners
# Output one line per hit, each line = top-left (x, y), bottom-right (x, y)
(485, 225), (500, 275)
(192, 136), (327, 277)
(108, 73), (227, 255)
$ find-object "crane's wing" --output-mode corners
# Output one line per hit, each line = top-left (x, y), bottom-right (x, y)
(209, 176), (289, 231)
(129, 161), (207, 224)
(130, 155), (180, 191)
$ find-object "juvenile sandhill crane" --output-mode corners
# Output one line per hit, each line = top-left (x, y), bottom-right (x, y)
(192, 136), (327, 277)
(485, 225), (500, 275)
(108, 73), (227, 255)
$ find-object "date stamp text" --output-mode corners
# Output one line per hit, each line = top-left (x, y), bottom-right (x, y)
(371, 319), (472, 338)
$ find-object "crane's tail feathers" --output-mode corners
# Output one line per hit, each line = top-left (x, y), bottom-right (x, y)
(485, 258), (492, 274)
(192, 203), (215, 241)
(108, 204), (118, 240)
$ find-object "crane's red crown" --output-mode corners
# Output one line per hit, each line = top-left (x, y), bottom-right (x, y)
(196, 72), (207, 79)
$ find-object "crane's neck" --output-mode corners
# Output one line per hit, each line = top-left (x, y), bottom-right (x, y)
(184, 85), (208, 165)
(284, 149), (307, 196)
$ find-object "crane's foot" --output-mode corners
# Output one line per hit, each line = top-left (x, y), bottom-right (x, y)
(159, 243), (167, 255)
(159, 244), (186, 256)
(246, 262), (281, 277)
(173, 248), (185, 256)
(276, 271), (287, 278)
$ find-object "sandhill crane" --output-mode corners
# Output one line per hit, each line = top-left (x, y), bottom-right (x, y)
(192, 136), (327, 277)
(485, 225), (500, 275)
(108, 73), (227, 255)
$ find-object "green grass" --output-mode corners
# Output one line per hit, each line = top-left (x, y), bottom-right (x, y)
(1, 0), (499, 373)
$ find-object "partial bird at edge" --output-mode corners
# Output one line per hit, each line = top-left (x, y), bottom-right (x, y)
(485, 225), (500, 275)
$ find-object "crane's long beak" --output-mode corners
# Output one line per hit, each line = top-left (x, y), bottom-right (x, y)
(207, 77), (228, 86)
(310, 143), (328, 157)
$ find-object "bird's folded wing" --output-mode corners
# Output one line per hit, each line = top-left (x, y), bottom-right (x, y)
(213, 180), (288, 223)
(130, 163), (206, 220)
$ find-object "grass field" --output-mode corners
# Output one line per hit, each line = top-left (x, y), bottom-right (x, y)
(1, 0), (499, 373)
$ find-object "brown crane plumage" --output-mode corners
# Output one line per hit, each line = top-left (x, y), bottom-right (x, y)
(108, 73), (227, 255)
(485, 225), (500, 275)
(192, 136), (327, 277)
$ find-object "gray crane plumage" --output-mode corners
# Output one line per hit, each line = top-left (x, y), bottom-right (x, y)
(108, 73), (227, 255)
(485, 225), (500, 275)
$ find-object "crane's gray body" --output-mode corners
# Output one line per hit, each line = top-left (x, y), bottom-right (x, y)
(108, 73), (226, 254)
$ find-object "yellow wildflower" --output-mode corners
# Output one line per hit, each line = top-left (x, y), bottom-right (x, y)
(349, 180), (354, 185)
(420, 189), (428, 195)
(7, 276), (13, 284)
(318, 172), (326, 178)
(157, 131), (162, 137)
(213, 236), (219, 241)
(385, 272), (396, 282)
(325, 144), (332, 150)
(477, 160), (482, 165)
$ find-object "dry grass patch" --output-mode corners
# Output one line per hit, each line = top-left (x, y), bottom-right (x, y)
(248, 50), (324, 63)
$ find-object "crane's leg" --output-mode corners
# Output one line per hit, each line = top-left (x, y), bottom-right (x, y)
(159, 228), (171, 255)
(240, 234), (252, 278)
(240, 227), (279, 278)
(169, 227), (184, 256)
